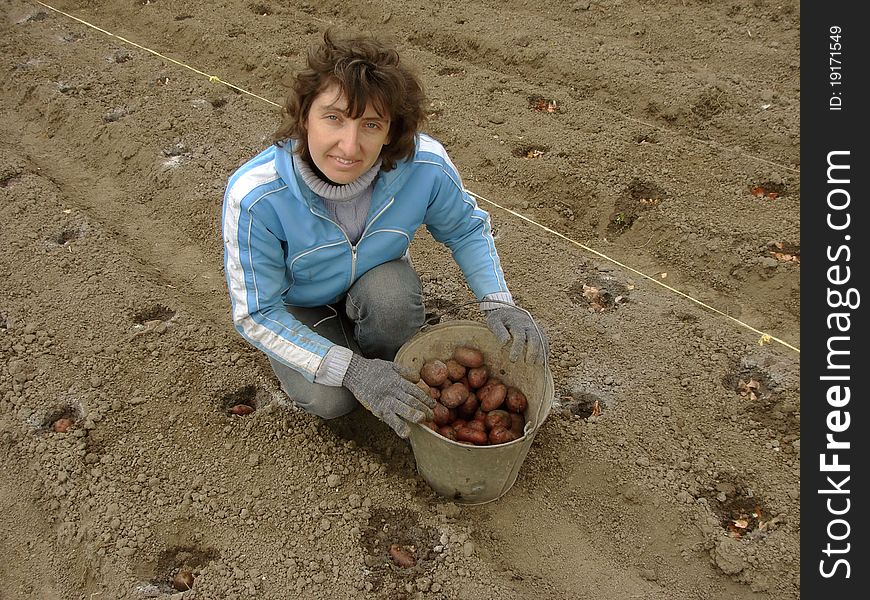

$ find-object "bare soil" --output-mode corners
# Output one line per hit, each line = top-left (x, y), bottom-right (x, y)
(1, 1), (800, 599)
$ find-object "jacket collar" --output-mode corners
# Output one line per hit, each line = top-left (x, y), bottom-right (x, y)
(275, 138), (418, 211)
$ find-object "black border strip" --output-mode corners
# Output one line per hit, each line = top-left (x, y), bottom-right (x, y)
(802, 3), (868, 596)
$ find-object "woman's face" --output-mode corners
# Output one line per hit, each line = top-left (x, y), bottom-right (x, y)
(305, 83), (391, 184)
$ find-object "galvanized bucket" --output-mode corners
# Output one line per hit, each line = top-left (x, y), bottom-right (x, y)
(394, 320), (554, 505)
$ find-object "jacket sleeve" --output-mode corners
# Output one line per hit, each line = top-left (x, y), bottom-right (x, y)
(422, 155), (512, 304)
(222, 184), (335, 383)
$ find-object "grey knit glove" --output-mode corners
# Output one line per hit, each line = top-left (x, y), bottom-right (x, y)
(485, 305), (548, 364)
(342, 354), (435, 438)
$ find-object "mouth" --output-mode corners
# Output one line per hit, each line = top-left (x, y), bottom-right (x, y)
(330, 156), (360, 167)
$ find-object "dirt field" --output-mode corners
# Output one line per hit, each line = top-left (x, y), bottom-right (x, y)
(1, 1), (801, 598)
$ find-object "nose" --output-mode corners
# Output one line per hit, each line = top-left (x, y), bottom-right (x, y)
(337, 124), (360, 156)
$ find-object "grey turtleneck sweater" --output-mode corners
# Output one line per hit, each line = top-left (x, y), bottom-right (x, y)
(293, 152), (381, 245)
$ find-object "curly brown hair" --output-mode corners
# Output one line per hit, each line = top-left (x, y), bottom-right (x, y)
(274, 30), (427, 171)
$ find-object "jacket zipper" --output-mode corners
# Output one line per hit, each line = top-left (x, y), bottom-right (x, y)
(307, 197), (395, 286)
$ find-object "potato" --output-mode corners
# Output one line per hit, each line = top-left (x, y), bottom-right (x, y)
(455, 427), (488, 445)
(489, 427), (518, 445)
(446, 359), (466, 381)
(440, 382), (469, 408)
(52, 418), (74, 433)
(467, 419), (486, 432)
(466, 366), (489, 389)
(433, 402), (452, 426)
(478, 382), (507, 412)
(479, 376), (502, 393)
(458, 392), (479, 418)
(420, 360), (448, 387)
(450, 418), (467, 431)
(472, 408), (487, 422)
(505, 386), (528, 414)
(484, 409), (511, 431)
(510, 412), (526, 437)
(388, 544), (417, 568)
(421, 420), (437, 431)
(437, 425), (457, 441)
(172, 569), (195, 591)
(453, 346), (484, 368)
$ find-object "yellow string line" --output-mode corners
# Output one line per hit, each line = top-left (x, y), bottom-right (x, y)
(34, 1), (280, 107)
(33, 0), (799, 354)
(468, 190), (800, 354)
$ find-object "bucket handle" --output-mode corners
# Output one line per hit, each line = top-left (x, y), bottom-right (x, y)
(419, 299), (550, 432)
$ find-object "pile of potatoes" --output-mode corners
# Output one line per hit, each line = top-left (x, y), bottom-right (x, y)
(414, 345), (528, 446)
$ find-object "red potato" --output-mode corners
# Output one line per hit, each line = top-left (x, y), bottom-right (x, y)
(172, 569), (195, 591)
(477, 377), (502, 396)
(389, 544), (417, 568)
(484, 409), (512, 431)
(455, 427), (488, 445)
(437, 425), (457, 441)
(450, 418), (467, 431)
(446, 359), (466, 381)
(510, 413), (526, 437)
(433, 402), (452, 426)
(505, 386), (528, 414)
(467, 419), (486, 432)
(421, 420), (437, 431)
(489, 427), (518, 445)
(229, 404), (255, 415)
(472, 408), (487, 423)
(52, 418), (74, 433)
(440, 382), (469, 408)
(420, 360), (448, 387)
(478, 382), (507, 412)
(466, 366), (489, 389)
(458, 392), (479, 418)
(453, 346), (484, 368)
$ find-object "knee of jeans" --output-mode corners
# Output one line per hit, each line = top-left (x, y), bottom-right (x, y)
(297, 388), (358, 420)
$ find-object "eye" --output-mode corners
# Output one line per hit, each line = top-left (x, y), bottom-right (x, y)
(364, 122), (381, 130)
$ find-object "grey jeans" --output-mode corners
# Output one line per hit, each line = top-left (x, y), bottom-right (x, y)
(268, 257), (425, 419)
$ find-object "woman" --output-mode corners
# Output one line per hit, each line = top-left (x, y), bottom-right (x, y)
(222, 31), (547, 438)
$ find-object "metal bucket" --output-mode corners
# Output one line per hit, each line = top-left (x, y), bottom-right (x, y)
(394, 320), (554, 505)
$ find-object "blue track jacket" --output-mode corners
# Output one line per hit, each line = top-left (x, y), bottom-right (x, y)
(222, 134), (510, 382)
